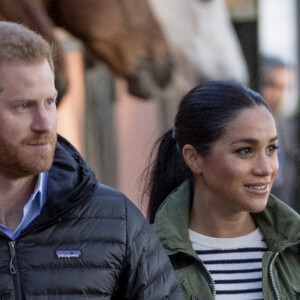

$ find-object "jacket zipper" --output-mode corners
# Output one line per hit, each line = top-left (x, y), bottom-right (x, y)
(8, 241), (22, 300)
(269, 252), (280, 300)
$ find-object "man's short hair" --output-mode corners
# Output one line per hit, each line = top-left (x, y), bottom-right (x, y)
(0, 21), (54, 73)
(259, 55), (293, 88)
(260, 55), (287, 71)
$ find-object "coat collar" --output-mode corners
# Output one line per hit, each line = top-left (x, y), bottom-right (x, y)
(253, 194), (300, 251)
(154, 181), (197, 259)
(23, 135), (98, 233)
(154, 181), (300, 254)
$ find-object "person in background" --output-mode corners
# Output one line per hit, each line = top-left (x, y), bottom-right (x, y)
(260, 55), (300, 212)
(144, 81), (300, 299)
(0, 21), (182, 299)
(259, 55), (294, 115)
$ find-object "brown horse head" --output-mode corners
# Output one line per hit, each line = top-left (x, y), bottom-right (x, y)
(46, 0), (174, 99)
(0, 0), (68, 105)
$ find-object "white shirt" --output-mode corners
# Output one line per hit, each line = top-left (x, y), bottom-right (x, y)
(189, 227), (267, 300)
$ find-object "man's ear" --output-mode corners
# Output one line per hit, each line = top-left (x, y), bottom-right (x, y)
(182, 144), (203, 175)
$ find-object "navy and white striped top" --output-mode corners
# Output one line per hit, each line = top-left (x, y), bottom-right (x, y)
(189, 228), (267, 300)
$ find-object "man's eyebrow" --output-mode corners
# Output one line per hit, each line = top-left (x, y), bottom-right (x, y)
(230, 136), (278, 145)
(11, 91), (58, 102)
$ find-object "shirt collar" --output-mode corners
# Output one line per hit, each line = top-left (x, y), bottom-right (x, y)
(35, 171), (48, 210)
(0, 172), (48, 240)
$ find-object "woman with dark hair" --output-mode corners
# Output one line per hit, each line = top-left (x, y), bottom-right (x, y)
(145, 81), (300, 299)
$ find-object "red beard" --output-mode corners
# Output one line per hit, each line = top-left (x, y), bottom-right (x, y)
(0, 132), (57, 179)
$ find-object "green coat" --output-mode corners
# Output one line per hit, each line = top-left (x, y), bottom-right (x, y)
(153, 181), (300, 300)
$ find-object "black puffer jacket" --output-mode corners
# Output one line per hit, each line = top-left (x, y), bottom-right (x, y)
(0, 136), (182, 299)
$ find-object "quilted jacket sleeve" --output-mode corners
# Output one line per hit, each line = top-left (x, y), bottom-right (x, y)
(118, 197), (183, 299)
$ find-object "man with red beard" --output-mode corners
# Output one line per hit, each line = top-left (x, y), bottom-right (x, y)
(0, 22), (182, 299)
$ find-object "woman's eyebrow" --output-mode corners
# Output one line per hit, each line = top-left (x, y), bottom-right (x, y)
(230, 136), (278, 145)
(230, 138), (258, 146)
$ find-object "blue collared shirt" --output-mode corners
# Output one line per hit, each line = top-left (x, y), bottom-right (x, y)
(0, 172), (48, 240)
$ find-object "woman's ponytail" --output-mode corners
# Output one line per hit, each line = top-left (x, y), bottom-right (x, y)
(145, 127), (190, 223)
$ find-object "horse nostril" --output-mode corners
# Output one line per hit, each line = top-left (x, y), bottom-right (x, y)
(55, 75), (69, 107)
(127, 76), (152, 100)
(152, 56), (174, 88)
(127, 56), (174, 99)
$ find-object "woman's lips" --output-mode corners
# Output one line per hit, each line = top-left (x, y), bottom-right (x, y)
(244, 183), (270, 194)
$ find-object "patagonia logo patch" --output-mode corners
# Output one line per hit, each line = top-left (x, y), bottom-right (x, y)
(55, 249), (82, 258)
